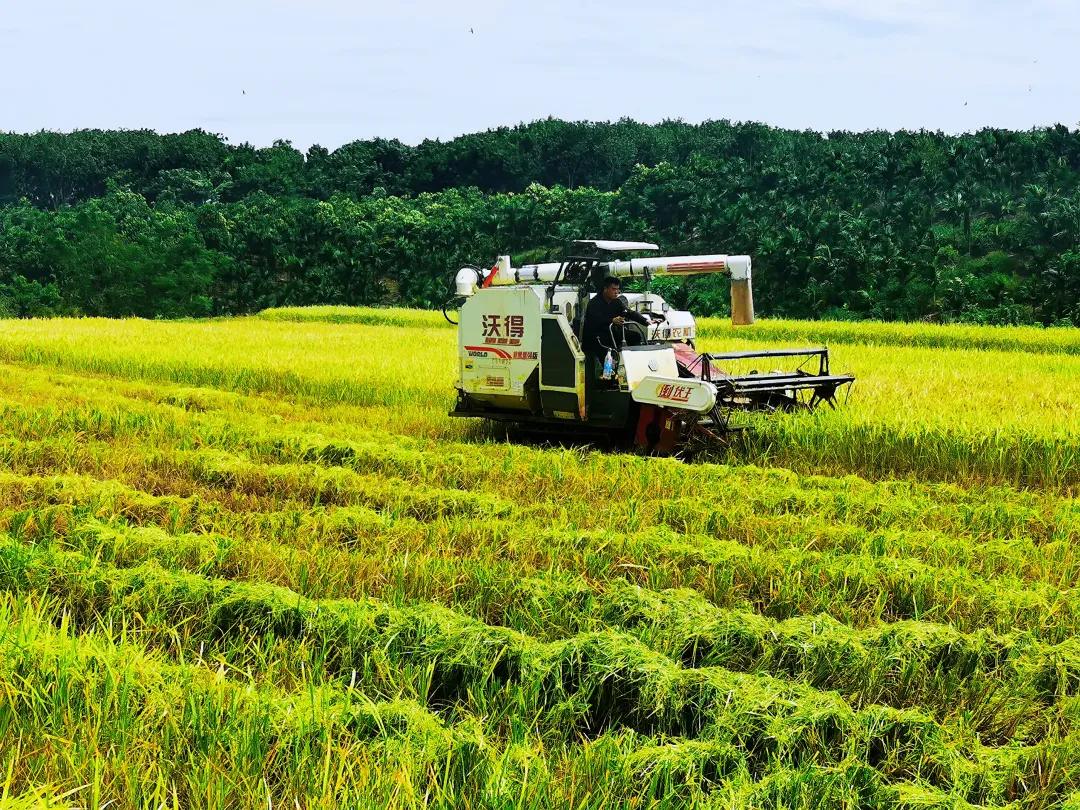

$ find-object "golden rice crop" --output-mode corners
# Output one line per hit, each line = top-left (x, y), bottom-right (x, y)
(697, 316), (1080, 355)
(0, 312), (1076, 488)
(0, 308), (1079, 808)
(258, 306), (1080, 357)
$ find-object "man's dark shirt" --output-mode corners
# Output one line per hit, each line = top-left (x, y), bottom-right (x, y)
(581, 294), (648, 358)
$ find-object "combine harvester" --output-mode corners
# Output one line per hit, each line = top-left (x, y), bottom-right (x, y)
(447, 240), (853, 453)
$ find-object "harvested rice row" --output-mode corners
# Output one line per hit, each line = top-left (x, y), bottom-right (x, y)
(5, 435), (1078, 595)
(10, 506), (1080, 741)
(0, 593), (596, 808)
(3, 414), (1079, 601)
(2, 458), (1079, 645)
(90, 451), (1080, 640)
(0, 438), (513, 520)
(2, 591), (993, 810)
(0, 538), (1074, 807)
(1, 371), (1076, 544)
(4, 369), (1076, 538)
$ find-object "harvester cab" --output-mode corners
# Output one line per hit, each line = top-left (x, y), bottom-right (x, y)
(446, 240), (853, 453)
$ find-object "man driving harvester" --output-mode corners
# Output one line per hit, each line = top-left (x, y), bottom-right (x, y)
(581, 277), (652, 372)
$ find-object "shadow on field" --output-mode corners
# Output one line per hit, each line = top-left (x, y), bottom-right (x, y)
(461, 418), (744, 464)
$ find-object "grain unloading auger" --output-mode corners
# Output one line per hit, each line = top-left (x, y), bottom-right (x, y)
(446, 240), (853, 454)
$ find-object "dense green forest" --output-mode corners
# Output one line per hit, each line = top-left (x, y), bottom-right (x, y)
(1, 120), (1079, 324)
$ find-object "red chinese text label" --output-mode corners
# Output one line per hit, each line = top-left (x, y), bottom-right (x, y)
(658, 383), (693, 403)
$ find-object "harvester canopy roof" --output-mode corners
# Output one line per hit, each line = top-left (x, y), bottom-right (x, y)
(573, 239), (659, 252)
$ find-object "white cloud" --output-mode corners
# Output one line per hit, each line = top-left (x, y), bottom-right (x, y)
(804, 0), (960, 24)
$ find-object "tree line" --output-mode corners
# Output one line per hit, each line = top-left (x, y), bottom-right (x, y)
(1, 120), (1078, 325)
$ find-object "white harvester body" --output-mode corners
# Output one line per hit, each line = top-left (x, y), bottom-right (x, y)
(449, 240), (852, 452)
(458, 285), (558, 412)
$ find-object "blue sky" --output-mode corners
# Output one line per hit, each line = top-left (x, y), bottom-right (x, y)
(3, 0), (1077, 149)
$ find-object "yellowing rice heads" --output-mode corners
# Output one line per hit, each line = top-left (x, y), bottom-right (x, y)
(0, 308), (1077, 808)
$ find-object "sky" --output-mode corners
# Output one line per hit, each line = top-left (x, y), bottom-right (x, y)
(3, 0), (1078, 150)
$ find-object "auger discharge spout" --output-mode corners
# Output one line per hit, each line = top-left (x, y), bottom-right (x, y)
(603, 254), (754, 325)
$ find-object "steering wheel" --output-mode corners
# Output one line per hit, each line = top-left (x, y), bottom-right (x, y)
(610, 320), (648, 348)
(644, 313), (667, 340)
(625, 321), (648, 343)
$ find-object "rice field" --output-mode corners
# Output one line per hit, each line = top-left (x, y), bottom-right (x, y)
(258, 306), (1080, 356)
(0, 308), (1078, 808)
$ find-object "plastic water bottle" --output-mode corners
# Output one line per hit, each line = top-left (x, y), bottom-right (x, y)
(602, 350), (614, 380)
